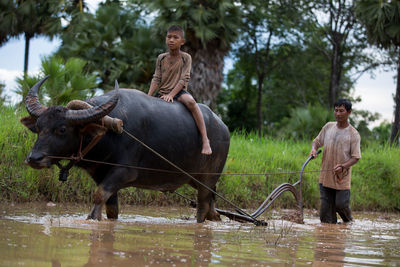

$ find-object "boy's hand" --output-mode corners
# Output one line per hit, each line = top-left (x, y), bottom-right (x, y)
(161, 94), (174, 102)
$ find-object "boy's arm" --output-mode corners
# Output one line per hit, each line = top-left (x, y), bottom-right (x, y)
(148, 55), (162, 96)
(148, 81), (159, 96)
(161, 82), (184, 102)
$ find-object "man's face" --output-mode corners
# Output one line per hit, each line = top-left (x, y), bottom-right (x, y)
(334, 105), (351, 123)
(165, 31), (185, 50)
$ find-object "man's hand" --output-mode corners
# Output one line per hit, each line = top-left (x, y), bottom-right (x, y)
(161, 94), (174, 102)
(333, 164), (344, 175)
(309, 149), (318, 159)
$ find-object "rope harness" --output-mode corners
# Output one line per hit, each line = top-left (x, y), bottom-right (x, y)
(49, 126), (333, 226)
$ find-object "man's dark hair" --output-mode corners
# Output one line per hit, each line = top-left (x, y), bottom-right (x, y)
(334, 98), (352, 111)
(167, 25), (184, 37)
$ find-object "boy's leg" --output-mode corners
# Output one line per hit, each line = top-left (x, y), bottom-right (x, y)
(177, 93), (212, 155)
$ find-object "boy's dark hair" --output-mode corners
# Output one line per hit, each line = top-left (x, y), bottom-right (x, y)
(334, 98), (352, 111)
(167, 25), (184, 37)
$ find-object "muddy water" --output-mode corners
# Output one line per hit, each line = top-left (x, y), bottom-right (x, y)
(0, 203), (399, 266)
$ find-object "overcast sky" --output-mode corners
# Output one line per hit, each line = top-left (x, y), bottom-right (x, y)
(0, 0), (396, 128)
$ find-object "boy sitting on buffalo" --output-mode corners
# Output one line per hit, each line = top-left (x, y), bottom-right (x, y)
(147, 25), (212, 155)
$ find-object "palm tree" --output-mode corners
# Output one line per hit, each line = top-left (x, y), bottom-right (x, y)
(356, 0), (400, 145)
(0, 0), (62, 74)
(58, 2), (163, 91)
(144, 0), (242, 109)
(15, 55), (97, 106)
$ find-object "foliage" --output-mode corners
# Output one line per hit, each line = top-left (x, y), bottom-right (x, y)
(0, 0), (63, 73)
(219, 43), (333, 133)
(356, 0), (400, 146)
(371, 121), (392, 145)
(278, 104), (334, 140)
(217, 54), (257, 132)
(236, 0), (307, 135)
(15, 55), (97, 106)
(58, 1), (163, 91)
(356, 0), (400, 49)
(0, 81), (6, 105)
(305, 0), (376, 108)
(2, 106), (400, 213)
(139, 0), (242, 108)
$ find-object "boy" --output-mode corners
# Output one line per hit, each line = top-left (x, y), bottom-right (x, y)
(309, 99), (361, 224)
(148, 25), (212, 155)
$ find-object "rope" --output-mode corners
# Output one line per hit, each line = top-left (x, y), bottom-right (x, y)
(121, 129), (260, 222)
(48, 155), (331, 177)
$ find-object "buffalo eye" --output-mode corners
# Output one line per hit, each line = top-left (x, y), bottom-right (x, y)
(55, 125), (67, 135)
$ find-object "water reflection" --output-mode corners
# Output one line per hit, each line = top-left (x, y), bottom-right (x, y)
(313, 223), (347, 266)
(85, 223), (116, 267)
(0, 204), (399, 266)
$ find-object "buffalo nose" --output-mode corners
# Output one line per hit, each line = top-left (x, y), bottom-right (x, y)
(26, 151), (44, 164)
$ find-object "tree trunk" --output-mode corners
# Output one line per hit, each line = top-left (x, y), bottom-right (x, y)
(390, 49), (400, 146)
(329, 43), (341, 108)
(24, 32), (31, 75)
(187, 46), (226, 110)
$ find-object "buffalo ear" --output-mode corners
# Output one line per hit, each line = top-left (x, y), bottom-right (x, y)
(80, 123), (108, 137)
(20, 116), (38, 133)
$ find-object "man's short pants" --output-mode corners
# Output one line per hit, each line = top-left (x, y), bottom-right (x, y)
(155, 89), (191, 100)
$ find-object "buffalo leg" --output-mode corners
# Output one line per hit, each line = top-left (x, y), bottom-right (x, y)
(105, 192), (119, 220)
(196, 185), (220, 222)
(205, 185), (221, 221)
(87, 185), (114, 220)
(87, 168), (136, 221)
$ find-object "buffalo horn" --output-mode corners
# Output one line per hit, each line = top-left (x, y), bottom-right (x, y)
(65, 80), (119, 125)
(25, 75), (49, 117)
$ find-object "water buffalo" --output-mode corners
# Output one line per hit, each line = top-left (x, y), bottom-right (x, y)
(21, 76), (230, 222)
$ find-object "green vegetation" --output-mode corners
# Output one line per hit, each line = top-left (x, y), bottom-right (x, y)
(1, 105), (399, 212)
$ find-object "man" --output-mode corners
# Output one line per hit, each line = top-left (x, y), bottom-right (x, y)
(310, 99), (361, 224)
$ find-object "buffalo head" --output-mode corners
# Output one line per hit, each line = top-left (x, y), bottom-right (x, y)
(21, 76), (119, 169)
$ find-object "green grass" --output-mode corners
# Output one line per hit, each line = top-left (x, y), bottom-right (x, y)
(1, 105), (399, 212)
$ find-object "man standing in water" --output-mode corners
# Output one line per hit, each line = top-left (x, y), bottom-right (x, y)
(309, 99), (361, 224)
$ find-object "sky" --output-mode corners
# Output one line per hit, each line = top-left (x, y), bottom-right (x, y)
(0, 0), (396, 128)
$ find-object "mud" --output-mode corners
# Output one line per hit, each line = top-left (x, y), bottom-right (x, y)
(0, 203), (399, 266)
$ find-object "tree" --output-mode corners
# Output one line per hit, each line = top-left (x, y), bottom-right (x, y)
(141, 0), (242, 109)
(0, 0), (62, 74)
(15, 55), (97, 106)
(236, 0), (306, 136)
(217, 54), (257, 132)
(0, 81), (6, 105)
(58, 2), (162, 91)
(307, 0), (373, 108)
(356, 0), (400, 145)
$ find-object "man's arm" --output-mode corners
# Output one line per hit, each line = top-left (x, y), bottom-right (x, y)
(309, 140), (321, 159)
(333, 157), (359, 175)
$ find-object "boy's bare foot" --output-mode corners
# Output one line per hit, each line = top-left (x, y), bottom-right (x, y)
(202, 139), (212, 155)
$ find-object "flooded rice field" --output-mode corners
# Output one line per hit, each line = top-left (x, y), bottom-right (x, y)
(0, 203), (399, 266)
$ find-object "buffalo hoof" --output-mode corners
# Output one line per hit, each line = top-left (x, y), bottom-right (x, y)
(87, 206), (102, 221)
(206, 210), (221, 221)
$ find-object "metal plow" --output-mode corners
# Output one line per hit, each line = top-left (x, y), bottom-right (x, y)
(216, 151), (320, 225)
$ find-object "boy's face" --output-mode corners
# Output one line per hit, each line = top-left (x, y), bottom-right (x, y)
(166, 30), (185, 50)
(334, 105), (351, 123)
